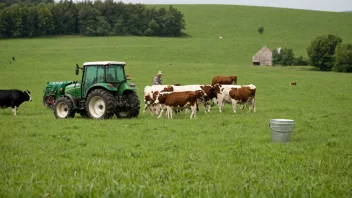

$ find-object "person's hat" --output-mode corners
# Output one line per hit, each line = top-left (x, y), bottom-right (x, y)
(157, 71), (164, 75)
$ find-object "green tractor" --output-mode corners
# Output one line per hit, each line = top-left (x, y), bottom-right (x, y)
(43, 61), (140, 119)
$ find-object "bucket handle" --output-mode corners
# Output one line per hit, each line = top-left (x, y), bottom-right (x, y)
(269, 124), (295, 133)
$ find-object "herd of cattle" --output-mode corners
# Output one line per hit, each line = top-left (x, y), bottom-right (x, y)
(0, 76), (256, 118)
(143, 75), (256, 119)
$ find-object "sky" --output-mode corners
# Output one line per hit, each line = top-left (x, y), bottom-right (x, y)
(96, 0), (352, 12)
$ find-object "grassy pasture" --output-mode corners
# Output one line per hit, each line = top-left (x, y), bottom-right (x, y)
(1, 4), (352, 197)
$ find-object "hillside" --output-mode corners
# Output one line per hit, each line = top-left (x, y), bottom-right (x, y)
(152, 4), (352, 63)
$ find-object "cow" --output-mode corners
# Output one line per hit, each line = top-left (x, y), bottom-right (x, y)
(290, 82), (297, 85)
(213, 84), (256, 113)
(211, 75), (237, 86)
(0, 89), (32, 115)
(160, 85), (217, 113)
(228, 85), (256, 113)
(154, 90), (205, 119)
(143, 85), (170, 115)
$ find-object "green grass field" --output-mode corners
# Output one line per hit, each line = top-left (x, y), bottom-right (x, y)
(1, 4), (352, 197)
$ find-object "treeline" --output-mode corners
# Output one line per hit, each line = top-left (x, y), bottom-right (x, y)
(0, 0), (186, 38)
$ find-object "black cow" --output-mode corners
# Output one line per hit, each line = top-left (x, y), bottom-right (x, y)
(0, 89), (32, 115)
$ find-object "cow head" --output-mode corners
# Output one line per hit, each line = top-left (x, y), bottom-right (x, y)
(154, 93), (166, 104)
(24, 90), (32, 102)
(195, 90), (205, 98)
(212, 84), (221, 94)
(144, 95), (154, 104)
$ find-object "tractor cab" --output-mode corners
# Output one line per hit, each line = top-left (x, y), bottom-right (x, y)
(76, 61), (128, 97)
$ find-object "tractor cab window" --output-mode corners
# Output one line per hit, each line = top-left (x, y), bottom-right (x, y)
(97, 66), (105, 83)
(83, 66), (97, 96)
(106, 65), (125, 82)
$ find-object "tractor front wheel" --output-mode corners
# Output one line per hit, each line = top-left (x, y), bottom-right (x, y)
(116, 91), (140, 119)
(85, 89), (115, 119)
(54, 97), (75, 118)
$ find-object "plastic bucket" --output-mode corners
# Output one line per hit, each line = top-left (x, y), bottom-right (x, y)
(270, 119), (294, 143)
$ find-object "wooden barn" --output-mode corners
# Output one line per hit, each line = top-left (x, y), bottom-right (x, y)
(252, 45), (272, 66)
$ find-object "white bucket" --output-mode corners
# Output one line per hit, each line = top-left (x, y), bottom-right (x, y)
(270, 119), (294, 143)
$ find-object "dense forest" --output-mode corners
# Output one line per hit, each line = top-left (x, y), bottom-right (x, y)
(0, 0), (186, 38)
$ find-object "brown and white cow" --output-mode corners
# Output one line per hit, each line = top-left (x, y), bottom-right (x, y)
(154, 90), (205, 119)
(160, 85), (217, 113)
(228, 85), (256, 113)
(143, 85), (170, 115)
(211, 75), (237, 86)
(213, 84), (256, 113)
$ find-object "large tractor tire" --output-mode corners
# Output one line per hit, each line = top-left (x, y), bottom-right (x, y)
(116, 91), (140, 119)
(54, 97), (75, 118)
(85, 89), (115, 119)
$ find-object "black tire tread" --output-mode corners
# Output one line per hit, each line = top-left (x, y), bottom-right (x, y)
(116, 91), (140, 119)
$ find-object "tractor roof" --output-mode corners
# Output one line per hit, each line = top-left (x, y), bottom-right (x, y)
(83, 61), (126, 66)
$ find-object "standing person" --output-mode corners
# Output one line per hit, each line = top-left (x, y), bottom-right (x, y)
(153, 71), (164, 85)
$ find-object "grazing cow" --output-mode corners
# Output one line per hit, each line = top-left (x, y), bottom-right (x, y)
(0, 89), (32, 115)
(228, 85), (256, 113)
(211, 75), (237, 86)
(290, 82), (296, 85)
(154, 90), (205, 119)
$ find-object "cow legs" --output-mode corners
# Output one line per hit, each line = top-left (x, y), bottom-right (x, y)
(231, 99), (238, 113)
(157, 107), (165, 119)
(166, 106), (173, 119)
(12, 106), (17, 116)
(190, 105), (197, 119)
(250, 98), (256, 113)
(218, 101), (225, 113)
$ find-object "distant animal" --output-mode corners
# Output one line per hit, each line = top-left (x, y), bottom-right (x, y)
(12, 57), (15, 61)
(290, 82), (297, 85)
(0, 89), (32, 115)
(211, 75), (237, 85)
(219, 36), (223, 39)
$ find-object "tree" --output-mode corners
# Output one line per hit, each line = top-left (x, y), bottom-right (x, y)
(258, 27), (264, 34)
(1, 3), (24, 37)
(307, 34), (342, 71)
(37, 3), (54, 35)
(272, 48), (295, 66)
(78, 4), (100, 36)
(333, 43), (352, 72)
(96, 16), (110, 35)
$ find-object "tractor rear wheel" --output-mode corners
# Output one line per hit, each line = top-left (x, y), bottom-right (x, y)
(116, 91), (140, 119)
(54, 97), (75, 118)
(85, 89), (115, 119)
